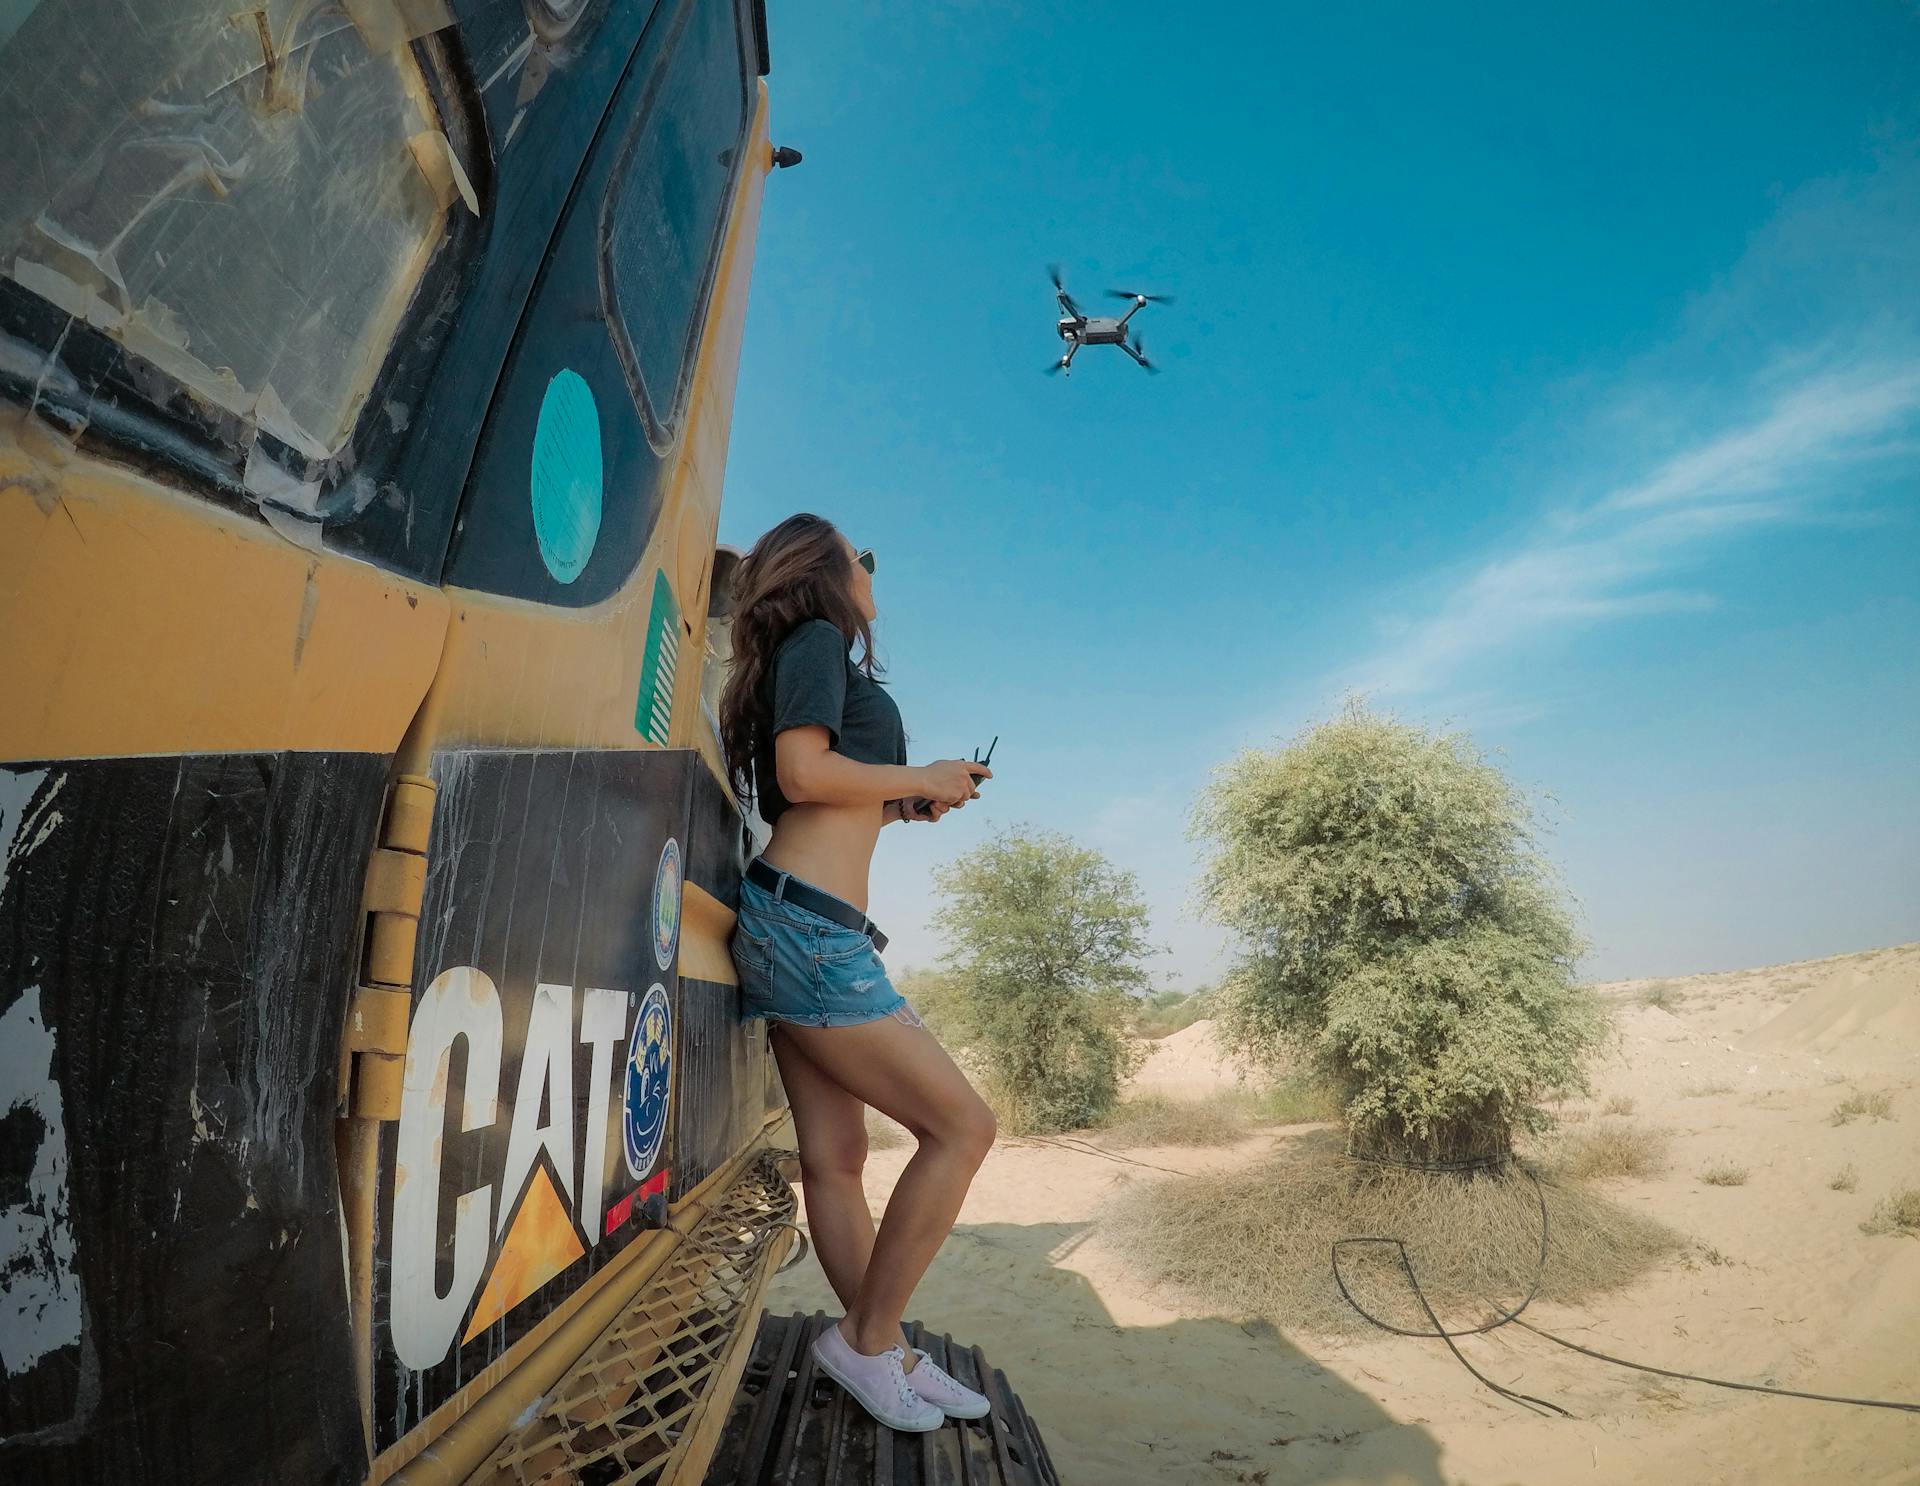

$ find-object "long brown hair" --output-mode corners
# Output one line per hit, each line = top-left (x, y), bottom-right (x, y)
(718, 513), (878, 805)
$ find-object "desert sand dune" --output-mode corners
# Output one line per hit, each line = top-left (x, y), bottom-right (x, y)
(764, 944), (1919, 1483)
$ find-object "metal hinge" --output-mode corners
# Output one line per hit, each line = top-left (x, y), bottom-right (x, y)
(344, 774), (435, 1121)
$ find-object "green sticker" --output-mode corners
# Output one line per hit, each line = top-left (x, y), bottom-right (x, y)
(635, 569), (681, 744)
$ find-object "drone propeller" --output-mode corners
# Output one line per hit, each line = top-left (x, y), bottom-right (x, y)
(1047, 263), (1083, 318)
(1107, 288), (1176, 305)
(1130, 334), (1158, 374)
(1043, 358), (1067, 375)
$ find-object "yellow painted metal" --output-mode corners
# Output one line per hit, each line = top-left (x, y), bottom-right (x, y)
(354, 87), (775, 1481)
(389, 93), (769, 775)
(385, 776), (438, 853)
(0, 422), (448, 764)
(352, 1053), (406, 1122)
(373, 1131), (781, 1486)
(0, 44), (778, 1484)
(345, 987), (414, 1054)
(363, 849), (428, 916)
(679, 881), (740, 987)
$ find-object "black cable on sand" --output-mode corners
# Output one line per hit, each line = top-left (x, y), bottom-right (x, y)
(1095, 1132), (1920, 1417)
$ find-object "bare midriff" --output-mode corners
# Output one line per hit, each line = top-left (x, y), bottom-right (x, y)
(758, 799), (887, 914)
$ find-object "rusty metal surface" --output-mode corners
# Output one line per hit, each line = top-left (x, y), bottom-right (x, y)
(478, 1146), (800, 1486)
(702, 1312), (1063, 1486)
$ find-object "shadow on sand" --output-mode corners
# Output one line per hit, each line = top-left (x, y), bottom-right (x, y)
(766, 1212), (1464, 1486)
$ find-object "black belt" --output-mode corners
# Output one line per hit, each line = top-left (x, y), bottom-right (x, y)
(746, 857), (888, 953)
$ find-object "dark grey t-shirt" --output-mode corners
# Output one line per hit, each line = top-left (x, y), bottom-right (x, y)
(753, 619), (907, 824)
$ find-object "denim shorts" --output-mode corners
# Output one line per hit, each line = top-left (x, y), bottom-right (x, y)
(731, 870), (912, 1029)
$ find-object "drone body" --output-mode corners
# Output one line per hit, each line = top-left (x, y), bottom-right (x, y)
(1047, 265), (1171, 375)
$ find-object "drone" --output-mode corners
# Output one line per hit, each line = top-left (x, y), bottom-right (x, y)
(1046, 264), (1172, 375)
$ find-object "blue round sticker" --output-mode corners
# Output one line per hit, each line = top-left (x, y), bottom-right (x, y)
(623, 983), (671, 1179)
(530, 368), (602, 584)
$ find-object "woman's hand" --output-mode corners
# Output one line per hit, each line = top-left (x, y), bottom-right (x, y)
(919, 758), (991, 806)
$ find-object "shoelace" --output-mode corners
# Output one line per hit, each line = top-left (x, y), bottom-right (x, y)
(881, 1346), (924, 1407)
(911, 1352), (973, 1399)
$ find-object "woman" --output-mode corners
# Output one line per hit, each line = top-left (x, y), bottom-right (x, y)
(717, 513), (998, 1432)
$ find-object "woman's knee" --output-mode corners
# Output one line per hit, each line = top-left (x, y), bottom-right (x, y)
(799, 1128), (869, 1184)
(925, 1096), (996, 1164)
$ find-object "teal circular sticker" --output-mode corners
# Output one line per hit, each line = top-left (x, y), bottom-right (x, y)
(530, 368), (602, 584)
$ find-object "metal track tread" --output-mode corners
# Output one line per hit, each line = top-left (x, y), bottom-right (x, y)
(700, 1312), (1063, 1486)
(479, 1147), (802, 1486)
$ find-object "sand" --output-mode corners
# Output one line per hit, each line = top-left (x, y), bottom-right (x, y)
(762, 943), (1920, 1484)
(1128, 1016), (1270, 1097)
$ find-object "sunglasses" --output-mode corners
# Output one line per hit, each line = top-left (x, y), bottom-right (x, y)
(854, 548), (876, 574)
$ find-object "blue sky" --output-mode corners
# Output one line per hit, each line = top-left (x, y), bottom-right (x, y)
(719, 2), (1920, 986)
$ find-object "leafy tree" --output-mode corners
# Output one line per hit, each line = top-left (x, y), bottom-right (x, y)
(1190, 700), (1609, 1162)
(930, 827), (1156, 1133)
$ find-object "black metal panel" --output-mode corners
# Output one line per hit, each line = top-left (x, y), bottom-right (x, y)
(442, 0), (754, 606)
(373, 746), (729, 1449)
(670, 977), (754, 1200)
(0, 754), (385, 1486)
(338, 1), (667, 582)
(673, 754), (777, 1157)
(686, 752), (748, 906)
(702, 1313), (1063, 1486)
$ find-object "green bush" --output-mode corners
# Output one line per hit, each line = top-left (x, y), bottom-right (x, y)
(1190, 700), (1610, 1163)
(928, 828), (1155, 1134)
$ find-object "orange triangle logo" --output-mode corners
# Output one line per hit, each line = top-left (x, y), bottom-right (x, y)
(462, 1164), (587, 1345)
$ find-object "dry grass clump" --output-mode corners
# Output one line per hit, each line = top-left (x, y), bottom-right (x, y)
(1639, 982), (1681, 1010)
(1860, 1188), (1920, 1237)
(1547, 1118), (1671, 1181)
(1100, 1132), (1687, 1338)
(1829, 1164), (1859, 1193)
(1681, 1081), (1735, 1098)
(1699, 1162), (1749, 1187)
(1096, 1076), (1343, 1149)
(1601, 1095), (1636, 1116)
(865, 1106), (911, 1151)
(1097, 1091), (1258, 1148)
(1247, 1073), (1344, 1126)
(1829, 1090), (1894, 1126)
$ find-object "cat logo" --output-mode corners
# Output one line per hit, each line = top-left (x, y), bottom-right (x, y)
(388, 967), (667, 1371)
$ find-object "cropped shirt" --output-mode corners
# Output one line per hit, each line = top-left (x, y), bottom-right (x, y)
(753, 619), (907, 824)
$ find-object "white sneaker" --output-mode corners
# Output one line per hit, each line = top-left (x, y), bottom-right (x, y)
(810, 1320), (946, 1432)
(902, 1346), (992, 1418)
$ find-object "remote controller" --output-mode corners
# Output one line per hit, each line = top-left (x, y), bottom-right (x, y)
(904, 735), (996, 819)
(968, 735), (998, 790)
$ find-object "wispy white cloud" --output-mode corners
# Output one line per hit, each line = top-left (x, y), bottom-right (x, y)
(1343, 355), (1920, 702)
(1330, 142), (1920, 715)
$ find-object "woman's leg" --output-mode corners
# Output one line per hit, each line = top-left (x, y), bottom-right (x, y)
(767, 1024), (879, 1308)
(773, 1016), (997, 1358)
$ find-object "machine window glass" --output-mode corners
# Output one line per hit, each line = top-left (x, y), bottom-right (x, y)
(605, 0), (749, 444)
(0, 1), (458, 459)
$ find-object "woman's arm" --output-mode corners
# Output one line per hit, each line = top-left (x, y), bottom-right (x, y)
(883, 796), (949, 825)
(776, 727), (987, 808)
(776, 725), (929, 806)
